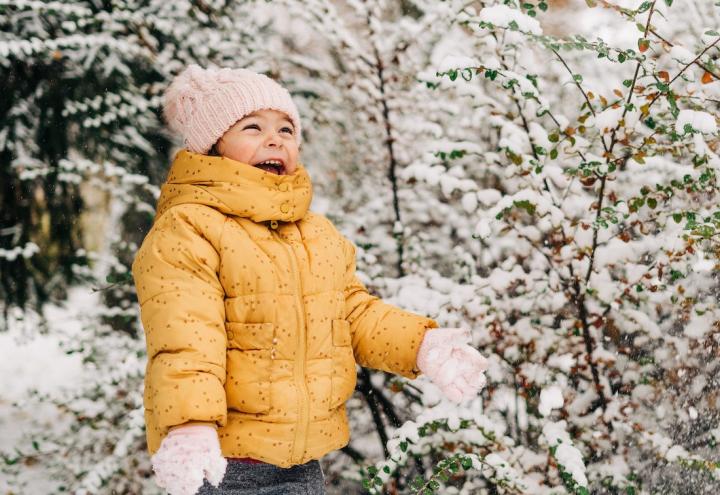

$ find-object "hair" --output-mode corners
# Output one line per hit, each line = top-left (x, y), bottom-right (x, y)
(207, 143), (221, 156)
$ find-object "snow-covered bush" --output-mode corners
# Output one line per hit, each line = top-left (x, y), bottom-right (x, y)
(275, 0), (720, 492)
(351, 0), (720, 492)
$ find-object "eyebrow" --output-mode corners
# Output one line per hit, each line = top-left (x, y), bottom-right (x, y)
(243, 112), (294, 128)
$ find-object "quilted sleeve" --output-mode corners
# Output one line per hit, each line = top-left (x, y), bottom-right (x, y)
(131, 204), (228, 434)
(341, 236), (438, 379)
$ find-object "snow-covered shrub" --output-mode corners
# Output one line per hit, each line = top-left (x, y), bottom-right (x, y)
(366, 0), (720, 492)
(275, 0), (720, 492)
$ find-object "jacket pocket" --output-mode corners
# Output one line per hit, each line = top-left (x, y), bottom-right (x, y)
(225, 322), (274, 414)
(329, 319), (357, 410)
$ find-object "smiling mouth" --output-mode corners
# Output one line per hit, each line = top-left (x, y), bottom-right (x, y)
(254, 162), (285, 175)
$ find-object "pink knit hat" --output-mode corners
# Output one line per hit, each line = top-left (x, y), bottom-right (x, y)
(162, 64), (302, 154)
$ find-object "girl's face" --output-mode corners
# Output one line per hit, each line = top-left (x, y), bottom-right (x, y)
(215, 108), (299, 175)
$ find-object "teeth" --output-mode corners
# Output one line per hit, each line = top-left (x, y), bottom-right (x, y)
(258, 160), (283, 166)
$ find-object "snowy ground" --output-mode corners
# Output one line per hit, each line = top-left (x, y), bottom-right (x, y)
(0, 287), (96, 493)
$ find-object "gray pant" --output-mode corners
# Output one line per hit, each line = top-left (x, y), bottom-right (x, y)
(196, 459), (326, 494)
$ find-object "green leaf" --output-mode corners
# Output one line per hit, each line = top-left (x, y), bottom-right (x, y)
(514, 199), (536, 215)
(667, 92), (679, 117)
(673, 213), (683, 223)
(647, 197), (657, 209)
(550, 149), (559, 159)
(533, 145), (547, 155)
(508, 150), (523, 165)
(548, 133), (559, 142)
(618, 52), (626, 63)
(573, 74), (583, 83)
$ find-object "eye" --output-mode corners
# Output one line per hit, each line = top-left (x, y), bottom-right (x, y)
(282, 126), (294, 134)
(243, 124), (260, 130)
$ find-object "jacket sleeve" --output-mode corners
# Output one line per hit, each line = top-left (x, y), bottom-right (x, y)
(341, 236), (438, 379)
(131, 205), (228, 434)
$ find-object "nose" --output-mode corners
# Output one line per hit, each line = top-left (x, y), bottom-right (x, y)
(264, 131), (283, 147)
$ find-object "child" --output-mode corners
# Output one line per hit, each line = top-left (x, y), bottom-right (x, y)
(131, 64), (489, 495)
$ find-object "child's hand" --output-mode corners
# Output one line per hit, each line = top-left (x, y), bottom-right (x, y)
(416, 327), (489, 403)
(150, 424), (227, 495)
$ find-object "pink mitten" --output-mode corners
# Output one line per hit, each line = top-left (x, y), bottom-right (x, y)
(416, 327), (489, 403)
(150, 424), (227, 495)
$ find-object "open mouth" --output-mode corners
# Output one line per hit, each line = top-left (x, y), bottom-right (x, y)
(254, 160), (285, 175)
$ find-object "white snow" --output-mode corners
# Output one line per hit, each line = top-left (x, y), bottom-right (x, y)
(538, 385), (564, 416)
(461, 191), (478, 213)
(477, 188), (502, 206)
(547, 353), (575, 373)
(0, 287), (91, 493)
(478, 5), (542, 35)
(684, 309), (717, 338)
(437, 54), (481, 72)
(669, 45), (694, 64)
(542, 421), (588, 487)
(593, 106), (624, 133)
(676, 109), (718, 134)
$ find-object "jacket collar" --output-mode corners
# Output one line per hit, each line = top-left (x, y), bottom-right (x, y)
(155, 149), (313, 223)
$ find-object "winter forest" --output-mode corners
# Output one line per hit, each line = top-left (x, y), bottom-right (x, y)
(1, 0), (720, 493)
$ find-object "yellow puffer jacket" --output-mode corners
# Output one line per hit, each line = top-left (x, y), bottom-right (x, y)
(131, 150), (438, 467)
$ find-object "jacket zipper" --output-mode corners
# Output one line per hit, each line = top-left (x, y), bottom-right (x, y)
(270, 224), (310, 464)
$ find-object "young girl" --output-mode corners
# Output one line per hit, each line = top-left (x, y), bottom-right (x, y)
(131, 64), (489, 495)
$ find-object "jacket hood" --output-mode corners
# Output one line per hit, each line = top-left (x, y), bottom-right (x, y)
(155, 149), (313, 223)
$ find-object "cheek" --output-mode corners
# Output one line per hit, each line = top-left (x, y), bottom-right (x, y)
(222, 139), (255, 161)
(286, 143), (300, 160)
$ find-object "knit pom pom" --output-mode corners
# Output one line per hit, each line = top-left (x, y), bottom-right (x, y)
(163, 64), (216, 133)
